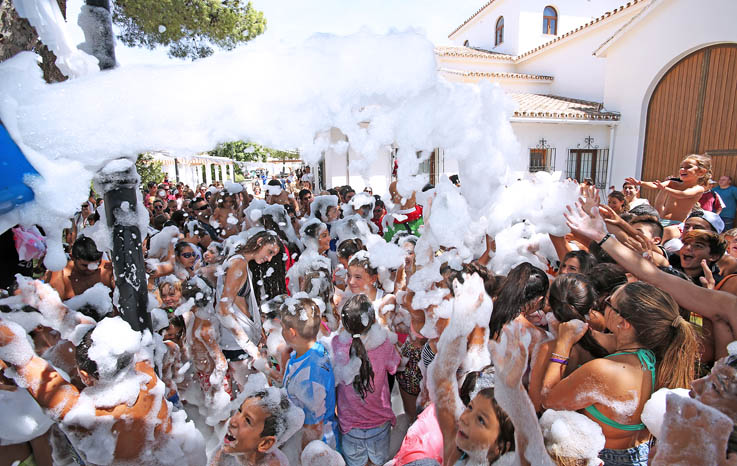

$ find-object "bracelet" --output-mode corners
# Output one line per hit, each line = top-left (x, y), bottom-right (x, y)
(597, 233), (613, 248)
(551, 352), (569, 359)
(550, 357), (569, 366)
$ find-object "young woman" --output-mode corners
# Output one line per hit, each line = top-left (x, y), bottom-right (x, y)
(540, 281), (698, 465)
(217, 231), (281, 381)
(607, 191), (629, 215)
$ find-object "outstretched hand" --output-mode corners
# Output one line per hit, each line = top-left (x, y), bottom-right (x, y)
(564, 199), (608, 243)
(624, 177), (641, 187)
(489, 322), (529, 389)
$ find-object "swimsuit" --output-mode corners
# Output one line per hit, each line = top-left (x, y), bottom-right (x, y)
(584, 349), (655, 431)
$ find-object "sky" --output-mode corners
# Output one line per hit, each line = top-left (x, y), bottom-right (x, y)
(66, 0), (484, 65)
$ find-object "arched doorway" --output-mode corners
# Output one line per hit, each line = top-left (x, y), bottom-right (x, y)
(642, 44), (737, 189)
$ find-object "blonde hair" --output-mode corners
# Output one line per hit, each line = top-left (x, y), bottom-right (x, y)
(683, 154), (712, 187)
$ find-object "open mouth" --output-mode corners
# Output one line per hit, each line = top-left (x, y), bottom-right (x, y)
(224, 432), (237, 446)
(457, 429), (468, 440)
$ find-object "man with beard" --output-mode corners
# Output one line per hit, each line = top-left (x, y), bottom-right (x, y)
(46, 236), (113, 299)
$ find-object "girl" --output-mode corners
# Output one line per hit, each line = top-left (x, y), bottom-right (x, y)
(626, 153), (712, 224)
(158, 277), (183, 313)
(335, 238), (365, 291)
(558, 250), (596, 275)
(217, 231), (281, 383)
(332, 294), (400, 466)
(607, 191), (629, 215)
(541, 282), (698, 465)
(529, 274), (608, 412)
(198, 241), (224, 285)
(488, 262), (549, 340)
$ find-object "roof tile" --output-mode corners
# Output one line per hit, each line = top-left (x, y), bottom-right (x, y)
(508, 93), (620, 121)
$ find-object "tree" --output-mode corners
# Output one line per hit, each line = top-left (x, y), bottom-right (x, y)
(0, 0), (68, 83)
(136, 153), (165, 187)
(112, 0), (267, 60)
(209, 141), (296, 177)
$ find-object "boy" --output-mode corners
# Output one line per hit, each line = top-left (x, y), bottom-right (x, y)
(214, 388), (303, 466)
(280, 297), (338, 452)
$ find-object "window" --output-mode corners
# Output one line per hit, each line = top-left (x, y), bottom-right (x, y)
(495, 16), (504, 46)
(543, 6), (557, 35)
(529, 148), (555, 172)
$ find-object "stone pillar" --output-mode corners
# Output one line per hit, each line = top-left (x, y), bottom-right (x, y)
(205, 163), (212, 185)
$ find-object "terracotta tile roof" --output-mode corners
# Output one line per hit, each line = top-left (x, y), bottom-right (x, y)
(439, 68), (553, 81)
(434, 45), (514, 61)
(516, 0), (646, 61)
(448, 0), (499, 38)
(508, 93), (620, 121)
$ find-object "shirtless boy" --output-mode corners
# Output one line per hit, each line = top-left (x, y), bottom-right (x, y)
(46, 236), (113, 299)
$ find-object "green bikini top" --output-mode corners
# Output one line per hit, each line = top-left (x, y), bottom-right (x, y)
(583, 348), (656, 431)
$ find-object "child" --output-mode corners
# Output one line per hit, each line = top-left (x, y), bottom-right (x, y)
(158, 277), (183, 312)
(280, 297), (339, 452)
(332, 294), (400, 466)
(214, 386), (304, 466)
(626, 153), (712, 225)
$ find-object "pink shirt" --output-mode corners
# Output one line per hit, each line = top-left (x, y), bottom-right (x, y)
(392, 403), (444, 465)
(331, 336), (400, 433)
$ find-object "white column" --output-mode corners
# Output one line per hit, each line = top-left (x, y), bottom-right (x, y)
(205, 163), (212, 185)
(196, 164), (202, 186)
(216, 164), (222, 182)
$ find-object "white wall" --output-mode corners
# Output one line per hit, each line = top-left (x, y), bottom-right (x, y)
(517, 0), (626, 54)
(602, 0), (737, 187)
(453, 0), (521, 55)
(515, 7), (640, 103)
(511, 121), (614, 177)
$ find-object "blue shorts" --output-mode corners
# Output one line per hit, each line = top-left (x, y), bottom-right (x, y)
(341, 422), (391, 466)
(599, 441), (650, 466)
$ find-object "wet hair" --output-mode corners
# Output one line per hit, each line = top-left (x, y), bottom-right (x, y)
(76, 329), (132, 380)
(250, 390), (292, 439)
(161, 315), (185, 341)
(348, 252), (378, 277)
(337, 238), (366, 261)
(683, 230), (727, 258)
(449, 174), (460, 185)
(560, 250), (596, 275)
(683, 153), (712, 186)
(340, 294), (376, 399)
(588, 263), (627, 310)
(153, 214), (168, 231)
(548, 274), (608, 358)
(629, 204), (660, 218)
(280, 298), (322, 340)
(724, 228), (737, 239)
(630, 214), (664, 239)
(181, 276), (214, 307)
(298, 189), (312, 201)
(75, 304), (104, 322)
(71, 236), (103, 262)
(615, 282), (699, 389)
(236, 230), (280, 256)
(489, 262), (549, 339)
(608, 190), (630, 212)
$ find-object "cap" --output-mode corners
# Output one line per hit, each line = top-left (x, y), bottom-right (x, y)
(701, 210), (725, 234)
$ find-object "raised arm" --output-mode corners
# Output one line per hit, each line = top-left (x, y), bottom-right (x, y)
(564, 198), (737, 327)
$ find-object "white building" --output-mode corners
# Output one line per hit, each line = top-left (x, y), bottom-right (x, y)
(317, 0), (737, 197)
(150, 151), (237, 187)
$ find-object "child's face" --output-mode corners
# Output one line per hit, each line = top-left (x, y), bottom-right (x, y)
(347, 265), (376, 294)
(679, 158), (705, 182)
(456, 394), (501, 457)
(161, 286), (182, 309)
(327, 206), (339, 222)
(223, 397), (272, 454)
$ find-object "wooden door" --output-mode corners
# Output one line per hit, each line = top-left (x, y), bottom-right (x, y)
(642, 44), (737, 194)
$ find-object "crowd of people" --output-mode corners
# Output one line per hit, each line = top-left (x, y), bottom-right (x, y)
(0, 153), (736, 466)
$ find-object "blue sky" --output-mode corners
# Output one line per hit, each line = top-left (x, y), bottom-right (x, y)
(67, 0), (484, 64)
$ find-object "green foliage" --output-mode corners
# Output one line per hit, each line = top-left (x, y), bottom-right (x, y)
(136, 153), (166, 187)
(209, 141), (296, 176)
(112, 0), (267, 60)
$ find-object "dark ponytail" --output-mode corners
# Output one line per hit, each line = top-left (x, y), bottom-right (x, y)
(548, 274), (608, 358)
(341, 294), (376, 399)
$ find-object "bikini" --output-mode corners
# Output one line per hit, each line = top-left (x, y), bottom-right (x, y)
(584, 349), (656, 431)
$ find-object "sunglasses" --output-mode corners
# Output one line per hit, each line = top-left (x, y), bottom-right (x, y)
(180, 252), (195, 258)
(194, 205), (209, 211)
(603, 296), (623, 315)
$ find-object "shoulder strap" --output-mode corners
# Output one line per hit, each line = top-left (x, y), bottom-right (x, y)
(715, 274), (737, 290)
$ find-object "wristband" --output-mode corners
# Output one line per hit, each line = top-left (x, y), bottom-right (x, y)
(551, 352), (569, 359)
(597, 233), (612, 248)
(550, 357), (569, 366)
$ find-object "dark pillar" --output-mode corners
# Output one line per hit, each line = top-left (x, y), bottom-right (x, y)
(96, 161), (151, 332)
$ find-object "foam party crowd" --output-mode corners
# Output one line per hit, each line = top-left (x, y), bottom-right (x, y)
(1, 157), (736, 466)
(0, 3), (736, 464)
